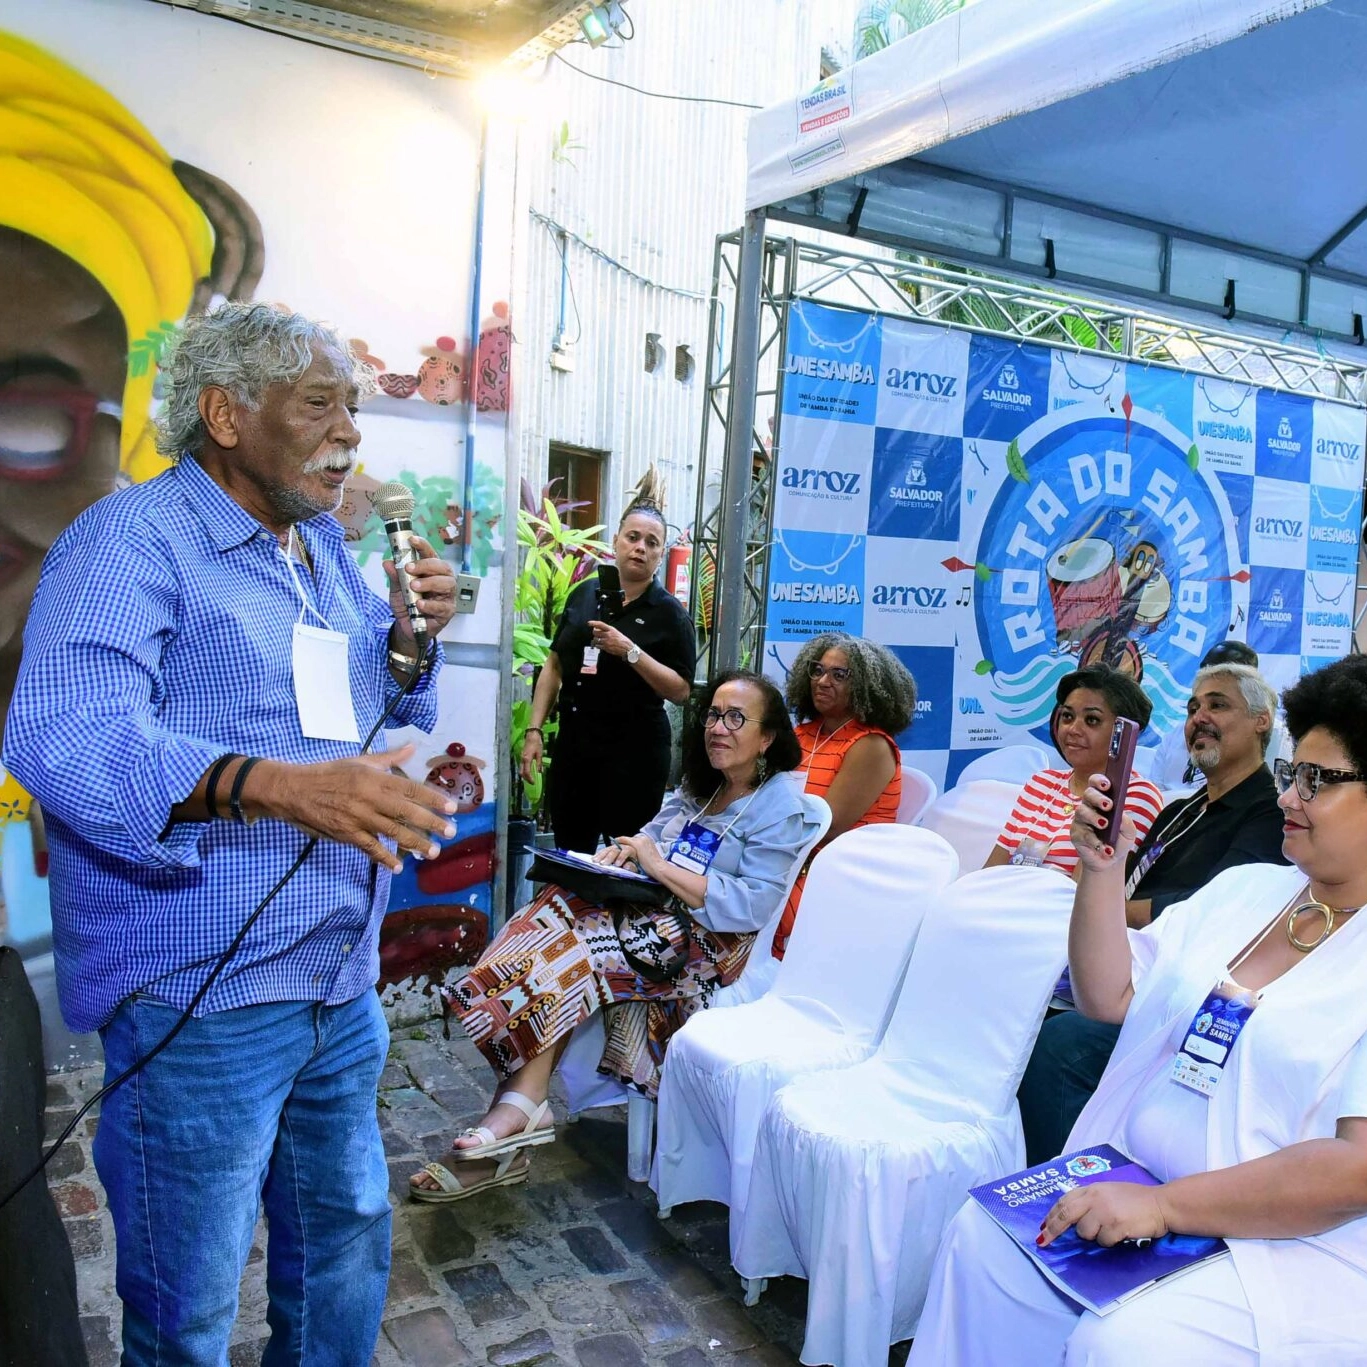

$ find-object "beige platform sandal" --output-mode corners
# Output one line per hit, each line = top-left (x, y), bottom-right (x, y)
(409, 1151), (531, 1204)
(448, 1089), (555, 1162)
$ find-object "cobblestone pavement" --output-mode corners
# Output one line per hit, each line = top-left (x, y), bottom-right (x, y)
(49, 1017), (880, 1367)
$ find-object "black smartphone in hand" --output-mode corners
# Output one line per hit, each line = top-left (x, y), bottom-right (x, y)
(595, 563), (625, 620)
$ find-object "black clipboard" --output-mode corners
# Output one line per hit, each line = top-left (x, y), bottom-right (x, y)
(527, 847), (671, 906)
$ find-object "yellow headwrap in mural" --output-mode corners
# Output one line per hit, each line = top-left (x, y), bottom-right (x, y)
(0, 31), (213, 483)
(0, 33), (214, 825)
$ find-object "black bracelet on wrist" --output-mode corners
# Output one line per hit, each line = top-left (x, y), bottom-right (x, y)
(204, 754), (239, 821)
(229, 756), (263, 826)
(525, 727), (543, 735)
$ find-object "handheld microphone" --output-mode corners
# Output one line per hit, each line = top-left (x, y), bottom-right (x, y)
(374, 481), (427, 643)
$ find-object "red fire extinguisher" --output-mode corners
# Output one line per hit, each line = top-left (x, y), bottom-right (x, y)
(665, 533), (692, 608)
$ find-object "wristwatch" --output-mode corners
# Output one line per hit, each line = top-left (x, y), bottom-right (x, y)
(626, 643), (642, 665)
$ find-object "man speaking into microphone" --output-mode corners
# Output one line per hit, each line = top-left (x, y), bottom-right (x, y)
(3, 303), (459, 1366)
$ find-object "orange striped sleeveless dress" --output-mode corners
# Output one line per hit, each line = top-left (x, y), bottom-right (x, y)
(769, 718), (901, 959)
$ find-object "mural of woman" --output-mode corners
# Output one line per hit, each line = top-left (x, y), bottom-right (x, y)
(0, 30), (264, 839)
(0, 34), (269, 1356)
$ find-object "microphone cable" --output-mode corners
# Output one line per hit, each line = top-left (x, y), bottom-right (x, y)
(0, 645), (431, 1212)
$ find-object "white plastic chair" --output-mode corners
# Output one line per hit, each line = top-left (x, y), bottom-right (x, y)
(896, 764), (937, 824)
(558, 793), (831, 1181)
(734, 866), (1076, 1367)
(916, 778), (1019, 872)
(650, 825), (960, 1237)
(955, 743), (1053, 786)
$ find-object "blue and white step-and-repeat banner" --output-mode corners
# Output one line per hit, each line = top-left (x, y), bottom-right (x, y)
(764, 301), (1366, 790)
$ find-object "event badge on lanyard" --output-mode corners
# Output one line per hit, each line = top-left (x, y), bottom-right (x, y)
(1010, 837), (1047, 868)
(665, 784), (761, 876)
(667, 821), (722, 875)
(283, 540), (360, 743)
(1169, 980), (1259, 1098)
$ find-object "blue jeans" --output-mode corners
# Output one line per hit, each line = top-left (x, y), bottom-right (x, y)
(1017, 1008), (1122, 1167)
(95, 991), (391, 1366)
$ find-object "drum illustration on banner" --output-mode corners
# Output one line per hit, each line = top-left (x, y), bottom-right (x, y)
(969, 406), (1244, 743)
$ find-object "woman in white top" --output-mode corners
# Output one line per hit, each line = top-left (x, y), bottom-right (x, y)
(911, 655), (1367, 1365)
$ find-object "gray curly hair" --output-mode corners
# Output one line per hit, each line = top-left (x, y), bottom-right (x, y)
(784, 632), (918, 735)
(155, 303), (359, 459)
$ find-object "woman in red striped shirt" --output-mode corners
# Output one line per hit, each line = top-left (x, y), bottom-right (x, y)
(986, 665), (1163, 880)
(770, 633), (918, 957)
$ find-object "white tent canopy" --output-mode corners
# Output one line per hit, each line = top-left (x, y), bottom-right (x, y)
(745, 0), (1367, 339)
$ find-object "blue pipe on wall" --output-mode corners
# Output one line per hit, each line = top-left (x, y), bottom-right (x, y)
(461, 115), (489, 576)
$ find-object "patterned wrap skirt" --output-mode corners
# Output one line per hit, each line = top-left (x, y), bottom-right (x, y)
(447, 885), (754, 1097)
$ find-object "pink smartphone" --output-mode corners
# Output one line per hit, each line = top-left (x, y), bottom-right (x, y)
(1101, 717), (1140, 829)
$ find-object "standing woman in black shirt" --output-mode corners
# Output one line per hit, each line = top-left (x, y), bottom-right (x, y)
(521, 501), (696, 853)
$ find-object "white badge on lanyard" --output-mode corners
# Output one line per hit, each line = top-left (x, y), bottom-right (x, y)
(282, 538), (360, 743)
(1169, 979), (1259, 1098)
(581, 645), (601, 676)
(292, 623), (360, 742)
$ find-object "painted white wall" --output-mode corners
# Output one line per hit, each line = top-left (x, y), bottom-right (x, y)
(507, 0), (865, 532)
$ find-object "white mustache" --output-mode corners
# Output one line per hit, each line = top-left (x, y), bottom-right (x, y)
(302, 449), (354, 475)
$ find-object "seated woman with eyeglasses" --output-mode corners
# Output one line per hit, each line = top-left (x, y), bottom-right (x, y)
(409, 670), (823, 1204)
(910, 654), (1367, 1364)
(767, 632), (917, 958)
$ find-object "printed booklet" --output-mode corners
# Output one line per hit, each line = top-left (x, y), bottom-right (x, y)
(969, 1145), (1227, 1314)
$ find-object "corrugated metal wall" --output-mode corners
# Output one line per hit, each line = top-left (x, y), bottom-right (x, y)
(512, 0), (861, 536)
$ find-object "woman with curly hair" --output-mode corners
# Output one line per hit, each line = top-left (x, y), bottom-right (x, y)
(769, 632), (918, 958)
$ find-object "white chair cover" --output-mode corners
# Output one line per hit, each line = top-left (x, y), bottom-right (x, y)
(735, 865), (1076, 1367)
(556, 1012), (624, 1115)
(706, 793), (832, 1012)
(916, 778), (1019, 873)
(955, 744), (1053, 786)
(650, 825), (959, 1236)
(896, 764), (937, 824)
(558, 794), (832, 1114)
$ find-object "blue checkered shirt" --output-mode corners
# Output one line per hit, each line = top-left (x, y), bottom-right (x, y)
(4, 456), (440, 1033)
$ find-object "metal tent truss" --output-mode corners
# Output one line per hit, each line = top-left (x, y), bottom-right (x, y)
(693, 231), (1367, 673)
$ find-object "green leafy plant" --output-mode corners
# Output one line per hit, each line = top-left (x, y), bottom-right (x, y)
(551, 120), (587, 169)
(511, 483), (609, 820)
(856, 0), (970, 57)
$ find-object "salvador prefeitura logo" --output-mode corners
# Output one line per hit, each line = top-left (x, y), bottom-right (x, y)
(964, 397), (1245, 742)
